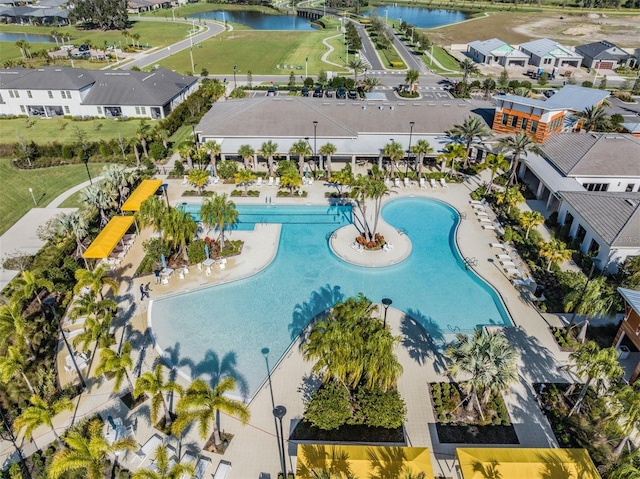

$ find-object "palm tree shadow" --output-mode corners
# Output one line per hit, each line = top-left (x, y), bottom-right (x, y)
(472, 459), (503, 479)
(367, 446), (406, 479)
(161, 342), (197, 380)
(193, 349), (249, 400)
(289, 284), (344, 341)
(401, 309), (446, 372)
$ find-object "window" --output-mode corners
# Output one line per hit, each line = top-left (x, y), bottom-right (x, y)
(510, 116), (518, 128)
(521, 118), (528, 131)
(20, 105), (25, 113)
(135, 106), (140, 115)
(140, 106), (146, 114)
(584, 183), (609, 192)
(9, 90), (19, 98)
(48, 91), (53, 99)
(8, 90), (14, 98)
(531, 120), (538, 133)
(97, 106), (103, 114)
(27, 91), (32, 98)
(65, 91), (71, 98)
(501, 114), (509, 126)
(626, 184), (635, 192)
(64, 106), (70, 114)
(60, 91), (66, 99)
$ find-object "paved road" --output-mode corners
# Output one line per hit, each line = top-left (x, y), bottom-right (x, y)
(353, 22), (384, 71)
(391, 31), (429, 75)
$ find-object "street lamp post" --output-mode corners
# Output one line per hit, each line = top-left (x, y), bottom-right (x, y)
(189, 19), (195, 75)
(405, 121), (415, 175)
(0, 407), (31, 479)
(28, 187), (37, 206)
(273, 405), (287, 478)
(313, 120), (318, 169)
(82, 155), (93, 185)
(381, 298), (392, 328)
(305, 57), (308, 80)
(43, 296), (87, 391)
(233, 64), (237, 90)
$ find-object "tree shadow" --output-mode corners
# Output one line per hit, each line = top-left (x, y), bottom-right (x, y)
(192, 349), (249, 401)
(289, 284), (344, 341)
(297, 373), (322, 404)
(401, 309), (446, 373)
(471, 459), (503, 479)
(367, 446), (407, 479)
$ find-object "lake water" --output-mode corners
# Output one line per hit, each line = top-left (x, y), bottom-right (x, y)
(0, 32), (54, 43)
(366, 6), (469, 28)
(188, 10), (317, 31)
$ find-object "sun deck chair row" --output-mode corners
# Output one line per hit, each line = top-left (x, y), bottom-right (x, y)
(130, 435), (213, 479)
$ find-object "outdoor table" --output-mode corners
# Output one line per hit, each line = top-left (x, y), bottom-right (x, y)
(161, 268), (174, 277)
(203, 258), (215, 267)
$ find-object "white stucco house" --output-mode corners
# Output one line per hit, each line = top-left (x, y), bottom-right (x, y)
(467, 38), (529, 67)
(519, 38), (583, 68)
(0, 66), (198, 119)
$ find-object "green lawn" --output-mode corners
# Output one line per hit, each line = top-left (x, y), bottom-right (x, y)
(156, 29), (341, 75)
(0, 118), (143, 146)
(0, 158), (103, 235)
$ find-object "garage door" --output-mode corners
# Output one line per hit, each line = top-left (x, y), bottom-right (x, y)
(596, 61), (614, 69)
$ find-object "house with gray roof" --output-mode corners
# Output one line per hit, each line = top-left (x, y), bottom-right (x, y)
(519, 38), (582, 69)
(575, 41), (635, 70)
(0, 66), (197, 119)
(467, 38), (529, 67)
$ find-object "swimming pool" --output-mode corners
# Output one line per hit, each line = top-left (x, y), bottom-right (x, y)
(150, 198), (511, 399)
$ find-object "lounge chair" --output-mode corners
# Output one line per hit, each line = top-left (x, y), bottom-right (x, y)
(497, 252), (517, 261)
(419, 178), (426, 188)
(505, 268), (524, 279)
(181, 175), (188, 185)
(179, 453), (196, 479)
(482, 224), (496, 230)
(132, 434), (163, 464)
(501, 261), (518, 269)
(394, 178), (401, 188)
(212, 460), (232, 479)
(470, 199), (485, 205)
(267, 176), (274, 187)
(308, 178), (314, 185)
(403, 177), (411, 188)
(194, 456), (212, 479)
(440, 178), (448, 188)
(479, 217), (494, 223)
(255, 177), (263, 187)
(471, 203), (485, 210)
(490, 242), (509, 249)
(275, 177), (281, 186)
(430, 178), (438, 188)
(475, 210), (489, 217)
(205, 267), (212, 276)
(161, 277), (169, 285)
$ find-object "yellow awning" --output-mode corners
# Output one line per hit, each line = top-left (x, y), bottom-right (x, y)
(296, 444), (435, 478)
(120, 179), (163, 212)
(456, 448), (601, 479)
(83, 216), (135, 259)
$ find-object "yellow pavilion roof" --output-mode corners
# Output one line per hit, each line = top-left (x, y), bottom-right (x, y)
(120, 179), (163, 212)
(82, 216), (135, 259)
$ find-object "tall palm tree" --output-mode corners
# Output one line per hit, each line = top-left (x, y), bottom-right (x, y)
(14, 394), (73, 443)
(161, 208), (197, 260)
(177, 142), (195, 170)
(280, 165), (303, 194)
(445, 329), (518, 418)
(538, 239), (572, 272)
(438, 143), (467, 177)
(74, 265), (119, 300)
(187, 168), (210, 195)
(567, 341), (623, 416)
(204, 140), (221, 176)
(446, 115), (491, 168)
(237, 144), (255, 171)
(495, 187), (524, 214)
(347, 57), (366, 83)
(497, 132), (542, 185)
(0, 300), (29, 349)
(13, 270), (53, 308)
(134, 364), (183, 427)
(0, 346), (35, 394)
(519, 211), (544, 240)
(290, 140), (313, 176)
(95, 342), (135, 394)
(607, 383), (640, 455)
(136, 120), (151, 159)
(55, 211), (89, 267)
(132, 444), (194, 479)
(258, 140), (278, 177)
(48, 418), (137, 479)
(137, 196), (167, 236)
(460, 58), (479, 84)
(72, 310), (115, 354)
(103, 164), (138, 208)
(573, 104), (609, 132)
(80, 184), (117, 228)
(172, 378), (250, 447)
(563, 275), (617, 328)
(319, 142), (337, 178)
(234, 168), (256, 196)
(410, 139), (433, 176)
(209, 193), (238, 249)
(404, 69), (419, 90)
(382, 140), (404, 178)
(481, 78), (496, 100)
(484, 153), (509, 193)
(368, 179), (391, 240)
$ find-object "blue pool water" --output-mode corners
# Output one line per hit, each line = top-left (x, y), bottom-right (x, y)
(151, 198), (511, 399)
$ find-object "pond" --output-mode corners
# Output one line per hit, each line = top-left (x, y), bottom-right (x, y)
(366, 6), (469, 29)
(0, 32), (55, 43)
(188, 10), (317, 31)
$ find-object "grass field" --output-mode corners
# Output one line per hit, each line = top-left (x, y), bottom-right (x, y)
(0, 118), (143, 146)
(156, 29), (342, 75)
(0, 158), (102, 235)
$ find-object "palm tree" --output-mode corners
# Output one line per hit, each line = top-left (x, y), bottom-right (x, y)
(382, 140), (404, 178)
(95, 342), (135, 394)
(445, 329), (518, 419)
(563, 275), (616, 330)
(319, 143), (337, 178)
(410, 139), (433, 176)
(14, 394), (73, 443)
(73, 310), (115, 354)
(133, 444), (194, 479)
(55, 211), (89, 267)
(48, 418), (137, 479)
(280, 165), (303, 194)
(13, 270), (53, 308)
(608, 449), (640, 479)
(347, 57), (366, 83)
(103, 164), (138, 208)
(74, 265), (119, 300)
(137, 120), (151, 158)
(177, 142), (195, 170)
(539, 239), (572, 272)
(237, 144), (255, 171)
(172, 378), (250, 448)
(460, 58), (479, 84)
(290, 140), (313, 176)
(495, 187), (524, 214)
(497, 132), (543, 185)
(0, 300), (29, 349)
(481, 78), (496, 100)
(404, 69), (419, 91)
(161, 208), (197, 260)
(567, 341), (623, 416)
(134, 364), (183, 427)
(608, 383), (640, 455)
(446, 115), (491, 168)
(258, 140), (278, 177)
(484, 153), (509, 193)
(0, 346), (35, 394)
(573, 104), (608, 132)
(137, 196), (167, 236)
(187, 168), (210, 195)
(80, 184), (117, 227)
(209, 193), (238, 249)
(204, 140), (221, 176)
(519, 211), (544, 239)
(234, 168), (256, 196)
(438, 143), (467, 177)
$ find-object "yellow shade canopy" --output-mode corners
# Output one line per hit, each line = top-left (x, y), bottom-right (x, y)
(83, 216), (135, 259)
(296, 444), (435, 479)
(120, 179), (163, 212)
(456, 448), (601, 479)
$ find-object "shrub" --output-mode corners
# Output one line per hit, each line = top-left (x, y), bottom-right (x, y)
(217, 160), (238, 179)
(187, 239), (206, 265)
(173, 160), (185, 176)
(149, 142), (165, 161)
(304, 381), (351, 431)
(61, 144), (74, 159)
(349, 387), (406, 429)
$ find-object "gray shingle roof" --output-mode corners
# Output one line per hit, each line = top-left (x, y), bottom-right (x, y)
(618, 287), (640, 315)
(468, 38), (507, 57)
(83, 69), (197, 106)
(1, 66), (94, 90)
(560, 191), (640, 247)
(575, 41), (630, 60)
(540, 133), (640, 177)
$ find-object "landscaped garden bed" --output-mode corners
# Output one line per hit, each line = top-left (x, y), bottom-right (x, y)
(290, 419), (404, 443)
(230, 189), (260, 197)
(429, 383), (518, 444)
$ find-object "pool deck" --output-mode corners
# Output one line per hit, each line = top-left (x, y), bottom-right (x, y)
(2, 171), (582, 478)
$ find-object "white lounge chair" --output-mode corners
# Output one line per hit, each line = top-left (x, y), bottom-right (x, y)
(505, 268), (524, 279)
(275, 177), (281, 186)
(430, 178), (438, 188)
(179, 453), (197, 479)
(419, 178), (426, 188)
(256, 177), (263, 187)
(181, 175), (188, 185)
(132, 434), (163, 464)
(394, 178), (401, 188)
(403, 177), (411, 188)
(497, 252), (517, 261)
(194, 456), (212, 479)
(212, 460), (231, 479)
(479, 217), (494, 223)
(308, 178), (314, 185)
(267, 176), (274, 186)
(490, 242), (509, 249)
(476, 210), (489, 217)
(470, 199), (485, 205)
(482, 224), (496, 230)
(501, 261), (518, 269)
(440, 177), (448, 188)
(471, 203), (485, 210)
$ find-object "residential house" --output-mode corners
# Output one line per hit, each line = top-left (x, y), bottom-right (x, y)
(0, 66), (198, 119)
(492, 85), (610, 142)
(519, 38), (583, 69)
(467, 38), (529, 67)
(613, 287), (640, 384)
(575, 41), (635, 70)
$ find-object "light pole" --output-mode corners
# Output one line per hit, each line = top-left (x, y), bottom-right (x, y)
(189, 19), (195, 75)
(28, 187), (37, 206)
(273, 405), (287, 478)
(0, 407), (30, 479)
(305, 56), (308, 79)
(43, 296), (87, 391)
(381, 298), (392, 328)
(313, 120), (318, 169)
(82, 155), (92, 185)
(405, 121), (415, 175)
(233, 64), (237, 90)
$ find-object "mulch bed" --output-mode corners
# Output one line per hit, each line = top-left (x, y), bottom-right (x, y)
(435, 423), (519, 444)
(203, 432), (234, 455)
(290, 419), (405, 444)
(120, 392), (147, 410)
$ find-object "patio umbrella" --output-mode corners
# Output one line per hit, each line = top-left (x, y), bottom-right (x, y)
(577, 319), (590, 343)
(205, 244), (210, 259)
(161, 254), (167, 269)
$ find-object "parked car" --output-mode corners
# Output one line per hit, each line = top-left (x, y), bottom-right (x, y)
(336, 87), (347, 99)
(301, 87), (309, 97)
(267, 86), (277, 96)
(543, 89), (556, 98)
(347, 89), (358, 100)
(72, 51), (90, 59)
(325, 86), (334, 98)
(313, 86), (323, 97)
(78, 44), (90, 52)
